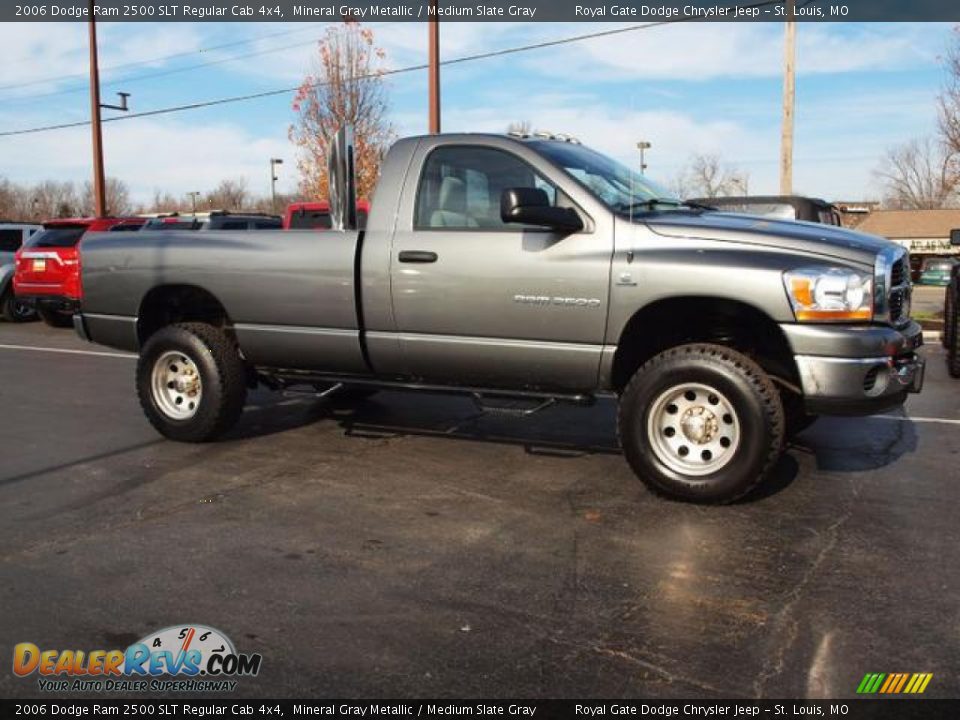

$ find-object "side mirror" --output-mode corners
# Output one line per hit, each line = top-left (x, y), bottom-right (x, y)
(500, 188), (583, 233)
(950, 228), (960, 246)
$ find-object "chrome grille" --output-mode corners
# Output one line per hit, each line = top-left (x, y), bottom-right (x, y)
(877, 248), (911, 326)
(891, 258), (907, 287)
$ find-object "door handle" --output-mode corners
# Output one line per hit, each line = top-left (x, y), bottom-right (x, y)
(398, 251), (438, 263)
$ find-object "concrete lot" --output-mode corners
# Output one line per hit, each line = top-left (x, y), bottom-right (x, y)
(1, 321), (958, 699)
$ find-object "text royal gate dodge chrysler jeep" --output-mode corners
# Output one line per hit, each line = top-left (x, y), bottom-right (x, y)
(74, 130), (924, 503)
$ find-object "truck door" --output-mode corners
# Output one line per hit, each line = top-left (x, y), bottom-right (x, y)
(388, 143), (612, 391)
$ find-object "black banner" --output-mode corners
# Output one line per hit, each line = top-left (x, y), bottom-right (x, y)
(3, 0), (960, 23)
(2, 700), (960, 719)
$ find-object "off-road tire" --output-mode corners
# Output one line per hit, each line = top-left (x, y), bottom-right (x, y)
(37, 308), (73, 328)
(781, 390), (819, 438)
(137, 322), (247, 442)
(1, 289), (34, 322)
(948, 296), (960, 378)
(617, 343), (785, 504)
(944, 285), (955, 350)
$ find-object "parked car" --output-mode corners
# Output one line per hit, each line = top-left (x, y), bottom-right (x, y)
(0, 222), (42, 322)
(75, 129), (923, 504)
(13, 217), (145, 327)
(686, 195), (843, 226)
(283, 200), (370, 230)
(140, 212), (282, 231)
(917, 256), (958, 286)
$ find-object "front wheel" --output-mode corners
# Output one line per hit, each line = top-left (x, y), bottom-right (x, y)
(618, 343), (785, 504)
(136, 323), (248, 442)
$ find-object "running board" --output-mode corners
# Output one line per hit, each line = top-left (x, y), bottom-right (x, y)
(258, 369), (595, 408)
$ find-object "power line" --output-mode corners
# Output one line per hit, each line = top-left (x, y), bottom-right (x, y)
(0, 23), (329, 93)
(3, 36), (327, 106)
(0, 3), (783, 139)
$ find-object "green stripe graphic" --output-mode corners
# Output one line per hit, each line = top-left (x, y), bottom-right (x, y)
(868, 673), (887, 693)
(856, 674), (874, 693)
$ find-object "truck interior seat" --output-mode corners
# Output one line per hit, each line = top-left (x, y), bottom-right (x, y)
(430, 176), (478, 228)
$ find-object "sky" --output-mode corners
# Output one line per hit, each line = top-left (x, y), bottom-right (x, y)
(0, 20), (953, 205)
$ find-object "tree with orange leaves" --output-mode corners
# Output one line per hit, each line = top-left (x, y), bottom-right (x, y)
(289, 22), (394, 202)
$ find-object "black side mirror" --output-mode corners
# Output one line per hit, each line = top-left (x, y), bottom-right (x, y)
(500, 188), (583, 233)
(951, 228), (960, 246)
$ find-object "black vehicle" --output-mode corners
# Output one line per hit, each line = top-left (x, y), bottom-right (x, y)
(945, 229), (960, 377)
(141, 211), (282, 231)
(686, 195), (843, 226)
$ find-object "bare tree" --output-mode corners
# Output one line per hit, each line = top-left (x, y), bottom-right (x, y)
(680, 154), (750, 198)
(289, 21), (394, 201)
(874, 136), (957, 209)
(79, 178), (131, 216)
(30, 181), (79, 219)
(937, 29), (960, 185)
(205, 179), (249, 211)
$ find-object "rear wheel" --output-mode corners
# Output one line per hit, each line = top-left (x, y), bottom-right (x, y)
(37, 308), (73, 328)
(1, 290), (35, 322)
(618, 343), (785, 503)
(137, 323), (247, 442)
(944, 286), (955, 350)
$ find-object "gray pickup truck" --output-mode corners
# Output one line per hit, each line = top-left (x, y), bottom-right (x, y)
(75, 130), (924, 503)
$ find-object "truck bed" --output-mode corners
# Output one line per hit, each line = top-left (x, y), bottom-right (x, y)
(80, 229), (367, 372)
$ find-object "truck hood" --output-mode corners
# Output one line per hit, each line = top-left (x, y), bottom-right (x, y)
(644, 211), (895, 265)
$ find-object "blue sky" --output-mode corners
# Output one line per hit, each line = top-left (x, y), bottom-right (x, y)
(0, 21), (952, 204)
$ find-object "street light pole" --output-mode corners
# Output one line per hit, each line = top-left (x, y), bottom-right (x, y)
(187, 191), (200, 214)
(428, 1), (441, 133)
(88, 2), (106, 218)
(637, 141), (652, 175)
(270, 158), (284, 213)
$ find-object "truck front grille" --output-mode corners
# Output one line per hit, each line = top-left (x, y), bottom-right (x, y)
(891, 257), (907, 287)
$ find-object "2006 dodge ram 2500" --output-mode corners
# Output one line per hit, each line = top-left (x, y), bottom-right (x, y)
(74, 130), (924, 503)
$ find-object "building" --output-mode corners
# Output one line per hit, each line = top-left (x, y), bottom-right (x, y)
(855, 209), (960, 257)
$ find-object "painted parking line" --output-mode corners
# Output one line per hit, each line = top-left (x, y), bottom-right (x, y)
(0, 343), (136, 359)
(876, 415), (960, 426)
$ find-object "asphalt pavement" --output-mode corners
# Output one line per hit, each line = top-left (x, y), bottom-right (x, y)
(1, 320), (958, 699)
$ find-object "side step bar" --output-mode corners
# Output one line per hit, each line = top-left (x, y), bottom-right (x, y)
(258, 369), (595, 410)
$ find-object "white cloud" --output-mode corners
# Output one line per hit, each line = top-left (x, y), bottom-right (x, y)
(0, 117), (296, 203)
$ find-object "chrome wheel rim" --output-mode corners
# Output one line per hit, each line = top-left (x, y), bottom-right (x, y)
(647, 382), (741, 477)
(151, 350), (203, 420)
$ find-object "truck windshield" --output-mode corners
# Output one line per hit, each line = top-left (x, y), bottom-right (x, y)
(529, 141), (682, 217)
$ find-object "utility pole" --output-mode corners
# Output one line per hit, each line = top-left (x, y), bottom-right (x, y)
(270, 158), (284, 213)
(88, 3), (106, 218)
(88, 1), (130, 218)
(428, 1), (441, 133)
(637, 141), (652, 175)
(780, 0), (796, 195)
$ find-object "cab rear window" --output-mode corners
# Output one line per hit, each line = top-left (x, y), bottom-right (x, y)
(26, 227), (87, 248)
(289, 211), (333, 230)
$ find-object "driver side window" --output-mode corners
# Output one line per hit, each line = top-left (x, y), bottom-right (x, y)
(415, 146), (557, 230)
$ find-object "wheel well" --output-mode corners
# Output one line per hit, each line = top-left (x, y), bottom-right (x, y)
(137, 285), (232, 345)
(610, 297), (799, 392)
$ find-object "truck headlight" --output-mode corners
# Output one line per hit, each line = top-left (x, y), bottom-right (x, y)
(783, 267), (873, 322)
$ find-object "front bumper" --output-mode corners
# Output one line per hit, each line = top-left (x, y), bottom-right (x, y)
(781, 321), (924, 416)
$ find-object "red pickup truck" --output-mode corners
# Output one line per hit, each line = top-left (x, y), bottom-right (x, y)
(13, 216), (145, 327)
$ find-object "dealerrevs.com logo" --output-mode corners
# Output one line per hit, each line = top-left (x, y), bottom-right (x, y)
(13, 624), (262, 693)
